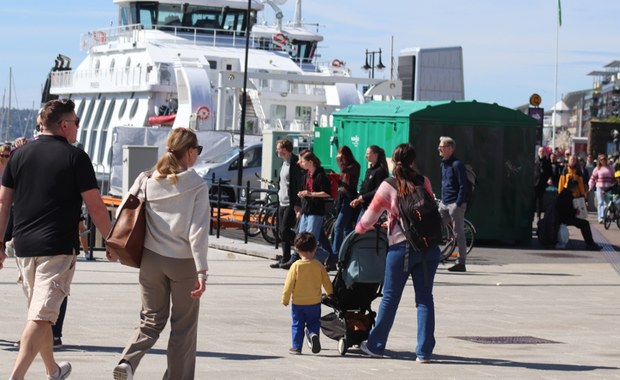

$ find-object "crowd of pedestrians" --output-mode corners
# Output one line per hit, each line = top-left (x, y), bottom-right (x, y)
(7, 106), (611, 378)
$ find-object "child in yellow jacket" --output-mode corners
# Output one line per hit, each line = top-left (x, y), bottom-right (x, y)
(281, 232), (333, 355)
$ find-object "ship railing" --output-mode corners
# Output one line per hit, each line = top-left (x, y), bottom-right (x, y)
(50, 63), (164, 93)
(249, 78), (325, 98)
(80, 22), (308, 52)
(80, 24), (144, 51)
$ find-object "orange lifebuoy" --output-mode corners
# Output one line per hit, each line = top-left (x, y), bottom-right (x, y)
(94, 31), (106, 43)
(272, 33), (287, 46)
(331, 59), (343, 67)
(196, 106), (210, 121)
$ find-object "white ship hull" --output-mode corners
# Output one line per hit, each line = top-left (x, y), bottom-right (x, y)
(45, 0), (400, 195)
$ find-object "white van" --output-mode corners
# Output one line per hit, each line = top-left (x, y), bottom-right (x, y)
(194, 142), (263, 202)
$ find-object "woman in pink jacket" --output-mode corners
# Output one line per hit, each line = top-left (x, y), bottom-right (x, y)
(588, 154), (614, 223)
(355, 143), (440, 363)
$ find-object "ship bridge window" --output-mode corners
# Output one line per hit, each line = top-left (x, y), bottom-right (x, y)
(193, 14), (220, 30)
(137, 7), (155, 29)
(290, 41), (317, 64)
(221, 12), (246, 33)
(131, 2), (257, 34)
(119, 5), (137, 26)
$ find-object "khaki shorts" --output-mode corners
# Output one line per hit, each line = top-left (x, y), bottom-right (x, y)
(16, 254), (77, 323)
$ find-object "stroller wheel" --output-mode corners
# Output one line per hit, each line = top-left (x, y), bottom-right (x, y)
(338, 337), (348, 356)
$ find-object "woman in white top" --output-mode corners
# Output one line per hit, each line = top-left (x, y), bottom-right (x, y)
(114, 128), (210, 380)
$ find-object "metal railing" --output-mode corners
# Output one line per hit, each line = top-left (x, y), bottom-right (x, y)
(208, 177), (280, 248)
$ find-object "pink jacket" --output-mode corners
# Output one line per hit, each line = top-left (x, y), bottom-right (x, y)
(355, 176), (434, 246)
(589, 165), (614, 189)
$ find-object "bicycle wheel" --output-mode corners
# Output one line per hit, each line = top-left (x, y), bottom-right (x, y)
(464, 219), (476, 255)
(260, 203), (280, 244)
(604, 205), (612, 230)
(439, 223), (457, 262)
(243, 201), (264, 237)
(323, 214), (336, 244)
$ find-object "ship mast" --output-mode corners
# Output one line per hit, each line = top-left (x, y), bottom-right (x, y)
(293, 0), (302, 27)
(5, 67), (11, 142)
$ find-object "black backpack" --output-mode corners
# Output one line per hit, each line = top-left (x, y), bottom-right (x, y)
(452, 161), (477, 209)
(386, 176), (443, 251)
(536, 202), (559, 247)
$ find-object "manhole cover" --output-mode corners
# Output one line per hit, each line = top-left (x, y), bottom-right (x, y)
(452, 336), (560, 344)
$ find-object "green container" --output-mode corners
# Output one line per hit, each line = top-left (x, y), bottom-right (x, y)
(313, 126), (337, 173)
(318, 100), (537, 243)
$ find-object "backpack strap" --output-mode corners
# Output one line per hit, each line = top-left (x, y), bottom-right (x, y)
(386, 176), (431, 286)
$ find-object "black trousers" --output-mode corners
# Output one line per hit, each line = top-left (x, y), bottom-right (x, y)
(534, 185), (546, 218)
(278, 205), (296, 263)
(562, 217), (595, 245)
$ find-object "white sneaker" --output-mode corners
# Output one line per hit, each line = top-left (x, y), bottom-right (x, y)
(47, 361), (72, 380)
(416, 356), (431, 363)
(360, 340), (383, 358)
(113, 362), (133, 380)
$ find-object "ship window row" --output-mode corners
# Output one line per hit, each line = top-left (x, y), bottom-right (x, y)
(120, 2), (256, 35)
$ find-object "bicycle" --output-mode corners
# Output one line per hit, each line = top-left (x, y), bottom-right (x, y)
(436, 201), (476, 262)
(242, 173), (280, 243)
(603, 194), (620, 230)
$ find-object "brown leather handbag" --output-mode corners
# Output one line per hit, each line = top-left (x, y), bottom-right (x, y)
(106, 173), (150, 268)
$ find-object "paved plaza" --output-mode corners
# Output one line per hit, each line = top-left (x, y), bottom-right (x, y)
(1, 214), (619, 379)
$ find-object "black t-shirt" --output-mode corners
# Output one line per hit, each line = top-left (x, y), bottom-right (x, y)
(301, 167), (331, 216)
(2, 135), (98, 257)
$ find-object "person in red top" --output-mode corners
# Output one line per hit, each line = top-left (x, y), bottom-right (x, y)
(331, 145), (360, 256)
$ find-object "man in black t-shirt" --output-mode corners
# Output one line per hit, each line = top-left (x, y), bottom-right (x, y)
(0, 99), (113, 380)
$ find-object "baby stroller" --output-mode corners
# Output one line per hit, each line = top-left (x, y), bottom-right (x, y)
(321, 228), (388, 355)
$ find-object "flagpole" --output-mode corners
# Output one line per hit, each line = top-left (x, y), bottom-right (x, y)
(552, 0), (561, 150)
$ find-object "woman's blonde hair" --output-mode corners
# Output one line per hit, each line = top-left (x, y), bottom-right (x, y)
(155, 128), (198, 184)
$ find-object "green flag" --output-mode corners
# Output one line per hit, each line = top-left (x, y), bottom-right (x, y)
(558, 0), (562, 26)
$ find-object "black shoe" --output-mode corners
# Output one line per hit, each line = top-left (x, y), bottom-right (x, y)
(53, 337), (63, 348)
(448, 264), (466, 272)
(586, 243), (602, 251)
(269, 262), (281, 268)
(280, 260), (294, 270)
(310, 333), (321, 354)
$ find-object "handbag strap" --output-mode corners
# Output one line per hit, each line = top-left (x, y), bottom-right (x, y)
(134, 171), (153, 200)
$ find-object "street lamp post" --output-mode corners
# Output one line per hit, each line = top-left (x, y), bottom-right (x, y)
(362, 48), (386, 79)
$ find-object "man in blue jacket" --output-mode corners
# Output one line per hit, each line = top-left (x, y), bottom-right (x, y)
(438, 136), (468, 272)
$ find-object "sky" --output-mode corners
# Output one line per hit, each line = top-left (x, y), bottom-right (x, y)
(2, 0), (620, 112)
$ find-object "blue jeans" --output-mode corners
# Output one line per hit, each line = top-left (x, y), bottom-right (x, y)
(291, 214), (329, 263)
(596, 187), (609, 222)
(365, 242), (440, 360)
(332, 200), (354, 255)
(291, 303), (321, 350)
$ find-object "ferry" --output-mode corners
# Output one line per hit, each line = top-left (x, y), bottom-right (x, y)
(44, 0), (399, 195)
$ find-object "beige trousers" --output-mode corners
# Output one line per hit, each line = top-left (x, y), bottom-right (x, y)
(120, 248), (200, 380)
